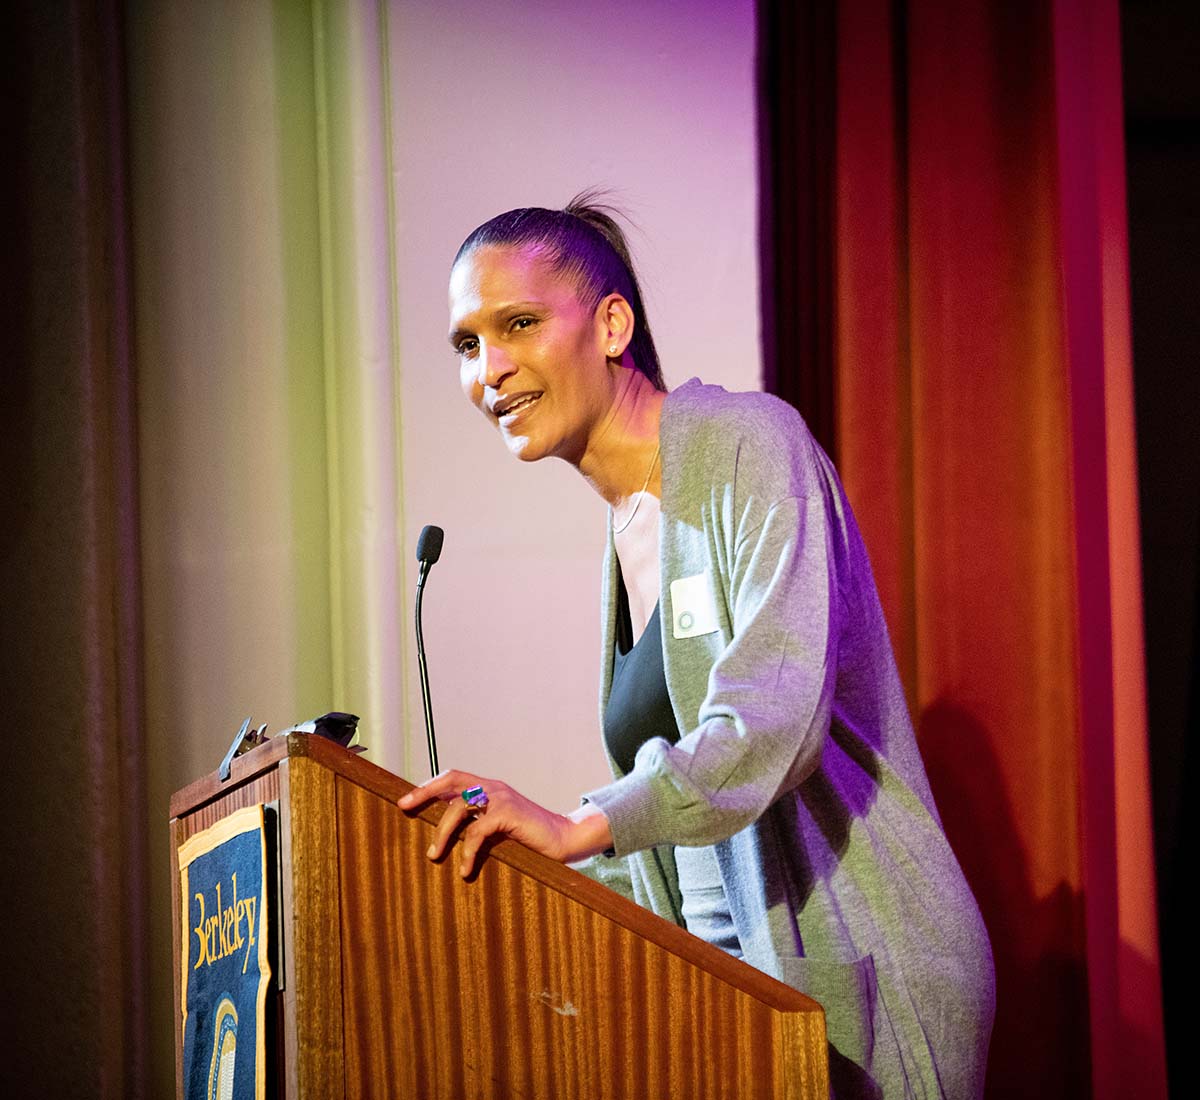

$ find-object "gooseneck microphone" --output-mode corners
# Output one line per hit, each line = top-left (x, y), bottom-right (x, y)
(415, 525), (444, 777)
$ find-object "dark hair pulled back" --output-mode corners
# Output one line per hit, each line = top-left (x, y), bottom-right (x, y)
(453, 190), (666, 392)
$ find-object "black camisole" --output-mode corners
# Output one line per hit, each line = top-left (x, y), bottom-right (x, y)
(603, 576), (680, 773)
(602, 571), (740, 956)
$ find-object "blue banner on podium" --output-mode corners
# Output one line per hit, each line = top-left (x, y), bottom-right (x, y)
(179, 805), (271, 1100)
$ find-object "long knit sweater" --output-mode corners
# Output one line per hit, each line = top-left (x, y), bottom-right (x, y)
(582, 379), (994, 1099)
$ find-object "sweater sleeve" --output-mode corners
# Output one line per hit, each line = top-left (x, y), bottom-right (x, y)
(584, 482), (843, 856)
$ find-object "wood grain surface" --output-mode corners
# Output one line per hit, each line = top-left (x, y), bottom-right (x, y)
(170, 734), (829, 1098)
(279, 754), (344, 1099)
(337, 774), (827, 1098)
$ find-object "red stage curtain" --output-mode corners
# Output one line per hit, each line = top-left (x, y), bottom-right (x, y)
(828, 0), (1165, 1095)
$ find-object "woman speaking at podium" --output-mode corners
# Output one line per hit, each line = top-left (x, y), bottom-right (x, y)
(399, 196), (994, 1098)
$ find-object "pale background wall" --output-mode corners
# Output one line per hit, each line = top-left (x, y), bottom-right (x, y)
(389, 0), (762, 806)
(128, 0), (759, 1086)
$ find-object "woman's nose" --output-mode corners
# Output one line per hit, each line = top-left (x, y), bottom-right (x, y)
(477, 344), (516, 389)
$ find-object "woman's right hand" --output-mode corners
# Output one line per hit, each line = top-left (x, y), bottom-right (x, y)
(398, 769), (613, 877)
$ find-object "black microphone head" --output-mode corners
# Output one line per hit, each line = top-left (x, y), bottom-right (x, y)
(416, 525), (444, 565)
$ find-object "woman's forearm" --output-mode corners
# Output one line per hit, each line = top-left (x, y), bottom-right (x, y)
(563, 801), (615, 862)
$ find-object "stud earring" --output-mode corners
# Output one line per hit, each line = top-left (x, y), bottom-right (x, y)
(608, 345), (618, 355)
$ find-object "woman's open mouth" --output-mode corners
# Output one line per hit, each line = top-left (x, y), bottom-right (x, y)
(496, 392), (543, 423)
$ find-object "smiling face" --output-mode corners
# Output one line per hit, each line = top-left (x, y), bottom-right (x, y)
(448, 244), (621, 464)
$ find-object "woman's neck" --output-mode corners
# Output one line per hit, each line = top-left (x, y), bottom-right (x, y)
(577, 370), (666, 509)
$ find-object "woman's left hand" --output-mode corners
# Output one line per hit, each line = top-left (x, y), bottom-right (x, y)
(398, 769), (613, 878)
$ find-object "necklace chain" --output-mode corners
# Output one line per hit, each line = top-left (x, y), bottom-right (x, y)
(611, 442), (661, 535)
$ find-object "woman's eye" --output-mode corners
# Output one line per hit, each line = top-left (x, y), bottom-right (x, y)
(457, 338), (479, 357)
(510, 316), (537, 332)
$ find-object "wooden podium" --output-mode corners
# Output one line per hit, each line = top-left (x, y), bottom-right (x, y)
(170, 733), (829, 1098)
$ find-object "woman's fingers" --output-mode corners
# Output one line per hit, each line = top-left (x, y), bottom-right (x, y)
(399, 769), (499, 865)
(457, 813), (504, 877)
(427, 795), (472, 861)
(398, 771), (573, 875)
(397, 769), (475, 811)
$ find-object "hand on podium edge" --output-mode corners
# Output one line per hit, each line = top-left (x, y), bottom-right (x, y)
(399, 770), (613, 878)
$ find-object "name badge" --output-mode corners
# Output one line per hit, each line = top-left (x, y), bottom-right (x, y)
(669, 572), (721, 639)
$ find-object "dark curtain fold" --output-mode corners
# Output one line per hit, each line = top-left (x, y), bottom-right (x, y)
(757, 0), (838, 456)
(0, 2), (149, 1096)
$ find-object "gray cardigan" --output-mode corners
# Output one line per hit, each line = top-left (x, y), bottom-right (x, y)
(582, 380), (994, 1099)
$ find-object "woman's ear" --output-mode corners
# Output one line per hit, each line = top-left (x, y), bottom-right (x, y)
(596, 293), (635, 359)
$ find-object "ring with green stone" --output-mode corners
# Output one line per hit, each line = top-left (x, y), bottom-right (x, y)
(461, 785), (489, 811)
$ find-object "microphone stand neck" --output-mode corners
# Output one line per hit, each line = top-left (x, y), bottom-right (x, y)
(414, 571), (438, 776)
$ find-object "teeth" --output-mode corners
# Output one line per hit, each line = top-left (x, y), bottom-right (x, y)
(501, 394), (539, 417)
